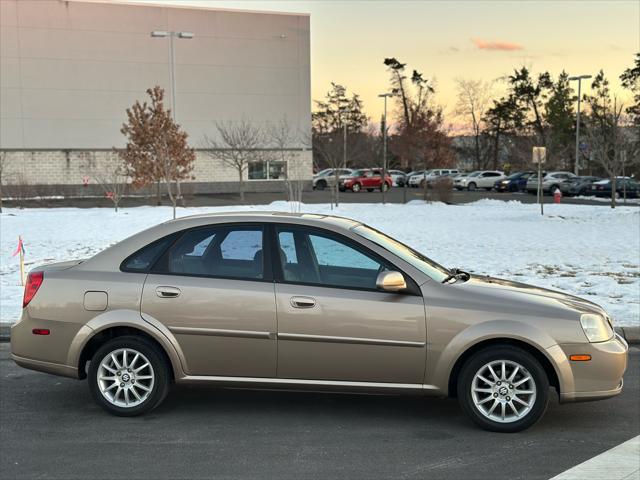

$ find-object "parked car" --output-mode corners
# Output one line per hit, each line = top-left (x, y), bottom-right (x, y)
(454, 171), (505, 191)
(387, 169), (407, 187)
(11, 213), (628, 432)
(590, 177), (640, 198)
(407, 170), (430, 187)
(313, 168), (353, 190)
(560, 176), (601, 196)
(340, 169), (393, 192)
(526, 171), (577, 195)
(494, 171), (536, 192)
(425, 172), (457, 189)
(409, 169), (460, 188)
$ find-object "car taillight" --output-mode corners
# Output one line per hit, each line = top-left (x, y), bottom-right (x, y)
(23, 271), (44, 308)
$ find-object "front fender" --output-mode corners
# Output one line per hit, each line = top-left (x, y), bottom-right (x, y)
(66, 309), (188, 380)
(427, 319), (569, 395)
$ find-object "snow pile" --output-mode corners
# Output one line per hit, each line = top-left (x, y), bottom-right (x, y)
(1, 200), (639, 326)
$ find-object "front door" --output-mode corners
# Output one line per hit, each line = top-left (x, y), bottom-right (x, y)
(141, 224), (277, 377)
(273, 225), (426, 384)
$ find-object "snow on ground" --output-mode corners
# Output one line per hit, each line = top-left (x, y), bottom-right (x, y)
(1, 200), (639, 326)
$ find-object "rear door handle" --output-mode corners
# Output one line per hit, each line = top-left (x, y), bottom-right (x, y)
(156, 286), (181, 298)
(290, 296), (316, 309)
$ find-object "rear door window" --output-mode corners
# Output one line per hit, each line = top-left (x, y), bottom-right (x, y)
(155, 226), (265, 280)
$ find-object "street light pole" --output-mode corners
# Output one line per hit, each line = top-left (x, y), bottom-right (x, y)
(341, 108), (351, 169)
(378, 92), (395, 205)
(151, 31), (194, 120)
(569, 74), (591, 176)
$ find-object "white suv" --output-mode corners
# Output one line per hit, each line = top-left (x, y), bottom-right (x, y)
(313, 168), (353, 190)
(526, 171), (577, 194)
(454, 171), (505, 191)
(409, 168), (460, 188)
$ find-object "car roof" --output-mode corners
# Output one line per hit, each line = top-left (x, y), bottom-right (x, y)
(163, 211), (362, 229)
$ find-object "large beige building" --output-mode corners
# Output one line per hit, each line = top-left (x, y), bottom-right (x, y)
(0, 0), (311, 196)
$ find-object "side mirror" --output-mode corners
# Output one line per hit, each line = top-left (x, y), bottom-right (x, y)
(376, 270), (407, 292)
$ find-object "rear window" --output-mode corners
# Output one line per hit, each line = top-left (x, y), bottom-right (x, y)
(121, 234), (177, 273)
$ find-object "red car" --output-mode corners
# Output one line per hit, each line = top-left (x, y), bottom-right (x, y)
(340, 169), (393, 192)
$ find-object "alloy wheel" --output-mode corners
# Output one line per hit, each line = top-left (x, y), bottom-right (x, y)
(470, 359), (536, 423)
(97, 348), (155, 408)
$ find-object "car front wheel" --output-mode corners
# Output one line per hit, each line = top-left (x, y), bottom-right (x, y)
(351, 183), (361, 192)
(457, 345), (549, 432)
(467, 182), (477, 191)
(88, 335), (170, 416)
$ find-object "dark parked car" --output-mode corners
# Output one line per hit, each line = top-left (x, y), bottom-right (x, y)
(590, 178), (640, 198)
(494, 171), (536, 192)
(560, 176), (601, 196)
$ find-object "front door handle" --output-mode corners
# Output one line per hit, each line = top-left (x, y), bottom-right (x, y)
(290, 296), (316, 309)
(156, 286), (181, 298)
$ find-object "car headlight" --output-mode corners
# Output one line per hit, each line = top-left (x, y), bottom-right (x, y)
(580, 313), (614, 342)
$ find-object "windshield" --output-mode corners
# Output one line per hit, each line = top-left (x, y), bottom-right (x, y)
(352, 225), (450, 282)
(468, 171), (481, 177)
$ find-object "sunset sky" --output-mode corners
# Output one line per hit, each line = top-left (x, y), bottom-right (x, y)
(126, 0), (638, 121)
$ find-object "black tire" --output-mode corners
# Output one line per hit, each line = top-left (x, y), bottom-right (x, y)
(467, 182), (477, 191)
(88, 335), (170, 417)
(457, 345), (549, 433)
(315, 180), (326, 191)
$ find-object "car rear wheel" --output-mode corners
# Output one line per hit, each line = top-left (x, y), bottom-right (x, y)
(88, 336), (170, 416)
(457, 345), (549, 432)
(381, 183), (390, 192)
(351, 183), (361, 192)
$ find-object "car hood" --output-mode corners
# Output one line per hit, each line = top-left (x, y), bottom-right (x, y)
(451, 274), (605, 317)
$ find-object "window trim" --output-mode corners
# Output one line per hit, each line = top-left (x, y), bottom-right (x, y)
(142, 223), (273, 283)
(270, 223), (421, 296)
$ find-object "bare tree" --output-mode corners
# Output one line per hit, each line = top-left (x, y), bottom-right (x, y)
(312, 132), (344, 207)
(267, 118), (306, 212)
(454, 78), (494, 169)
(204, 119), (265, 202)
(584, 71), (627, 208)
(88, 152), (129, 212)
(119, 86), (195, 219)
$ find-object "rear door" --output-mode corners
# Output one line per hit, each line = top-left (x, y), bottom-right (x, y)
(272, 225), (426, 384)
(140, 224), (277, 377)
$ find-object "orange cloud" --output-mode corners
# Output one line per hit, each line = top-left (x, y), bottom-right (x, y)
(472, 38), (523, 51)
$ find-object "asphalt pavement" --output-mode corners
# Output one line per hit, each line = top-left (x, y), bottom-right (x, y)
(1, 343), (638, 480)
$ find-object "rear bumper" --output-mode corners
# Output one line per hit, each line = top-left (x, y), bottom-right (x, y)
(11, 353), (79, 378)
(554, 333), (628, 403)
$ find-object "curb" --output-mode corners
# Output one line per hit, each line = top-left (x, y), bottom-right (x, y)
(1, 323), (638, 345)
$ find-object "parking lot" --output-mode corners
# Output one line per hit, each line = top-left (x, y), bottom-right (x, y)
(5, 187), (637, 209)
(1, 342), (637, 480)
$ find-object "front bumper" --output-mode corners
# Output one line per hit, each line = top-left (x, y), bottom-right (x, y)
(549, 333), (628, 403)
